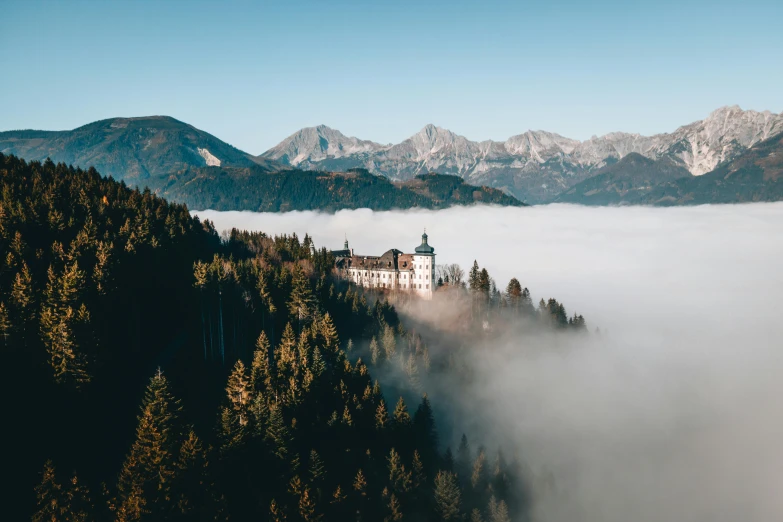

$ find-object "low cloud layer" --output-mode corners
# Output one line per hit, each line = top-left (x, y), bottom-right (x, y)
(197, 203), (783, 521)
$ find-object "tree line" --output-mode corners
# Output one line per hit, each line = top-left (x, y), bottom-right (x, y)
(1, 154), (527, 520)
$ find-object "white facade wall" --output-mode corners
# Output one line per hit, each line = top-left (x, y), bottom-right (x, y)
(411, 254), (435, 299)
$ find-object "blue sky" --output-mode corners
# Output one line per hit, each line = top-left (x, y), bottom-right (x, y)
(1, 0), (781, 153)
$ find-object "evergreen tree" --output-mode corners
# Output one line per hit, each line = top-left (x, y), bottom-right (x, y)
(288, 264), (315, 327)
(456, 434), (472, 480)
(387, 448), (412, 494)
(471, 449), (486, 489)
(468, 261), (480, 292)
(433, 471), (461, 521)
(309, 449), (326, 487)
(384, 493), (403, 522)
(375, 400), (389, 430)
(251, 331), (273, 396)
(116, 370), (182, 518)
(171, 429), (216, 519)
(413, 395), (439, 469)
(220, 359), (252, 450)
(265, 403), (289, 460)
(381, 324), (396, 360)
(319, 312), (339, 351)
(505, 278), (523, 311)
(32, 460), (64, 522)
(392, 397), (411, 429)
(370, 336), (381, 365)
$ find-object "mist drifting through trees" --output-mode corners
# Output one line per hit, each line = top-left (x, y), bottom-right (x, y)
(198, 204), (783, 522)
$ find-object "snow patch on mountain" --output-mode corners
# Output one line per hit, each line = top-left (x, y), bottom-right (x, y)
(197, 147), (221, 167)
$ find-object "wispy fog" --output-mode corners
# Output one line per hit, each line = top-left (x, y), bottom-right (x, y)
(196, 204), (783, 522)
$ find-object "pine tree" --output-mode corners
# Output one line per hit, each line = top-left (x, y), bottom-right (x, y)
(32, 460), (64, 522)
(63, 472), (92, 522)
(456, 434), (472, 480)
(269, 499), (287, 522)
(309, 449), (326, 486)
(413, 395), (439, 469)
(487, 495), (511, 522)
(298, 487), (322, 522)
(288, 264), (315, 326)
(381, 324), (396, 360)
(388, 448), (411, 494)
(443, 448), (455, 472)
(468, 261), (480, 292)
(375, 400), (389, 430)
(384, 493), (403, 522)
(505, 278), (523, 311)
(319, 312), (339, 351)
(411, 450), (426, 491)
(251, 331), (273, 396)
(39, 263), (91, 387)
(370, 336), (381, 365)
(392, 397), (411, 429)
(471, 449), (487, 491)
(353, 469), (367, 495)
(471, 508), (485, 522)
(116, 370), (182, 518)
(172, 429), (211, 518)
(220, 360), (252, 450)
(433, 470), (461, 521)
(265, 403), (289, 460)
(11, 261), (34, 328)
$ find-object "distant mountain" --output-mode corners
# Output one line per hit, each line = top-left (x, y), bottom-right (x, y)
(262, 124), (387, 167)
(5, 108), (782, 209)
(260, 107), (783, 203)
(0, 116), (266, 182)
(632, 130), (783, 205)
(145, 167), (522, 212)
(552, 153), (693, 205)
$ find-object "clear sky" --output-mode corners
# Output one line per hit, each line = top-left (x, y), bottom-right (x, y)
(1, 0), (781, 154)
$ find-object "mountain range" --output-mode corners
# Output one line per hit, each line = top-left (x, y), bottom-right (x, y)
(261, 106), (783, 203)
(2, 106), (782, 208)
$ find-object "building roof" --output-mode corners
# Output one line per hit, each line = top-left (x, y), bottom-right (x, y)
(414, 231), (435, 254)
(343, 249), (405, 271)
(331, 238), (352, 259)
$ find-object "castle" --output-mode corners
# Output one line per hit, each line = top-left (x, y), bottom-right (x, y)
(333, 231), (436, 300)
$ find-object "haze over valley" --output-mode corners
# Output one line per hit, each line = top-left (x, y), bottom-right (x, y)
(198, 203), (783, 521)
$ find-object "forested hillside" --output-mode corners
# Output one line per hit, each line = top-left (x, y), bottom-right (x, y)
(146, 166), (522, 212)
(2, 153), (581, 521)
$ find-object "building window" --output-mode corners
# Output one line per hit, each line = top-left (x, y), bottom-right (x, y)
(426, 284), (429, 289)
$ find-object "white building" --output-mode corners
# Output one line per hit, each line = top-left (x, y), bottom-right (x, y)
(333, 232), (436, 300)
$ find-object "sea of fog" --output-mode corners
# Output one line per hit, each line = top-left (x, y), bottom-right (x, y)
(195, 204), (783, 522)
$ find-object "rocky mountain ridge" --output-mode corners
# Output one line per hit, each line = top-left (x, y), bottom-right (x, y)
(261, 106), (783, 202)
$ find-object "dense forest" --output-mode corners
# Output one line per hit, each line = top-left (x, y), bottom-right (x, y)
(1, 153), (585, 521)
(145, 166), (522, 212)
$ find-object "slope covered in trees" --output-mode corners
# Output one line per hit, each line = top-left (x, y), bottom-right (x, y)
(2, 153), (583, 521)
(145, 166), (523, 212)
(0, 116), (264, 183)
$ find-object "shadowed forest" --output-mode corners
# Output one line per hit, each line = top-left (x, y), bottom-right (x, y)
(1, 153), (587, 521)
